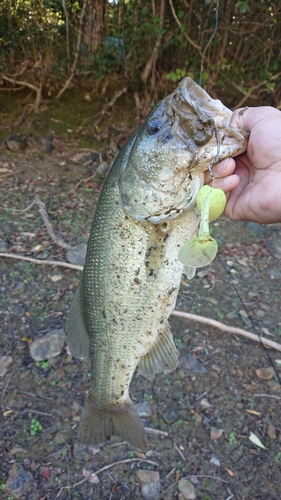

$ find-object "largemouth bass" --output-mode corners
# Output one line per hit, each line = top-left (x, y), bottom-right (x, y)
(66, 78), (248, 451)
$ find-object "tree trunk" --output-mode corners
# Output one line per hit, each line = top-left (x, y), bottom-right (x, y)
(141, 0), (165, 84)
(83, 0), (107, 53)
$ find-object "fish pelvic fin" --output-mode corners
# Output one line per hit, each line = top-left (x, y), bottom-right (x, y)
(78, 388), (148, 451)
(138, 321), (179, 380)
(65, 284), (90, 360)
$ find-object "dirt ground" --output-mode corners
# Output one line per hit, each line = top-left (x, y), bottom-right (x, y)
(1, 119), (281, 500)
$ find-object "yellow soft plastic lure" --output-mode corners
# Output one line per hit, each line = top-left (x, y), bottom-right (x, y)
(178, 185), (226, 268)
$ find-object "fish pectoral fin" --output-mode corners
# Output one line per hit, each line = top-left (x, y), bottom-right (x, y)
(65, 284), (90, 360)
(78, 388), (148, 451)
(183, 265), (196, 280)
(138, 321), (179, 380)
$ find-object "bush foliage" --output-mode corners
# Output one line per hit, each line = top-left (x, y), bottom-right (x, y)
(0, 0), (280, 107)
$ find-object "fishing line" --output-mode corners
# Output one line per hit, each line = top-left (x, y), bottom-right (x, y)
(218, 256), (281, 386)
(208, 122), (221, 180)
(199, 0), (220, 87)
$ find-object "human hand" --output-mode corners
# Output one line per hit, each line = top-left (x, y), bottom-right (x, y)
(205, 106), (281, 223)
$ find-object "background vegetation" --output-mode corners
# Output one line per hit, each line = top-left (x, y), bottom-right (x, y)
(0, 0), (280, 114)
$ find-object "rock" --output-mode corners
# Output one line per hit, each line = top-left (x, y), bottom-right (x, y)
(30, 329), (65, 361)
(7, 304), (25, 317)
(135, 401), (153, 418)
(66, 243), (87, 266)
(96, 161), (110, 177)
(266, 233), (281, 259)
(5, 463), (33, 498)
(0, 241), (8, 251)
(0, 222), (19, 240)
(11, 282), (25, 296)
(161, 402), (177, 424)
(180, 353), (207, 374)
(0, 355), (13, 377)
(39, 135), (54, 153)
(245, 222), (265, 236)
(5, 134), (27, 152)
(136, 470), (161, 500)
(178, 478), (196, 499)
(209, 456), (221, 467)
(210, 426), (224, 441)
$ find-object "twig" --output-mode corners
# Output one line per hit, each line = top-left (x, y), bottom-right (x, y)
(17, 390), (54, 401)
(67, 173), (97, 194)
(253, 394), (281, 400)
(172, 310), (281, 353)
(4, 409), (53, 422)
(232, 71), (281, 109)
(0, 170), (23, 178)
(57, 458), (159, 495)
(0, 253), (83, 271)
(144, 427), (169, 437)
(0, 200), (35, 213)
(34, 195), (72, 250)
(1, 369), (14, 414)
(168, 0), (202, 54)
(56, 0), (87, 99)
(92, 87), (127, 129)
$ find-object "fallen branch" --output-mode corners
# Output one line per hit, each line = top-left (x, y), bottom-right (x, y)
(57, 457), (159, 495)
(172, 310), (281, 353)
(1, 249), (281, 353)
(34, 195), (72, 250)
(2, 75), (42, 111)
(0, 253), (82, 271)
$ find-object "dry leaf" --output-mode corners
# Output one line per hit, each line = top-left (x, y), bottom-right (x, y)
(51, 274), (63, 282)
(249, 432), (266, 449)
(246, 409), (261, 416)
(255, 367), (275, 380)
(225, 468), (234, 477)
(134, 451), (147, 459)
(88, 474), (99, 484)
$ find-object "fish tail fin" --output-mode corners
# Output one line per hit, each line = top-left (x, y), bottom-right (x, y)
(78, 388), (148, 451)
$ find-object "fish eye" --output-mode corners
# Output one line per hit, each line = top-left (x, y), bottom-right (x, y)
(147, 118), (162, 135)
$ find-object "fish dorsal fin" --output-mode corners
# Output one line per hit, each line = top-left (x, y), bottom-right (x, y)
(137, 321), (179, 380)
(65, 284), (90, 361)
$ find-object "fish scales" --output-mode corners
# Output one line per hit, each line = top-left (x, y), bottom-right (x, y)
(66, 77), (248, 450)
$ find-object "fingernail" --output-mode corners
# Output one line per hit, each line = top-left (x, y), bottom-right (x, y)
(216, 161), (226, 173)
(223, 174), (236, 185)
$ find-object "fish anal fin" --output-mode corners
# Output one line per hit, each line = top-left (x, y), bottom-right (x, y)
(78, 388), (148, 451)
(138, 321), (179, 380)
(65, 284), (90, 360)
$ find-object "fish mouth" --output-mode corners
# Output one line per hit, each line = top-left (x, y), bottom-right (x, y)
(168, 77), (249, 168)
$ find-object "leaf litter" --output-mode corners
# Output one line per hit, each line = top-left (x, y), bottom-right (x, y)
(1, 141), (281, 499)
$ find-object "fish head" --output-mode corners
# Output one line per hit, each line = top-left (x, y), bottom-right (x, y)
(119, 77), (248, 223)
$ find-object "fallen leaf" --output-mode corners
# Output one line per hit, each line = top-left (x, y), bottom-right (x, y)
(51, 274), (63, 282)
(255, 367), (275, 380)
(134, 451), (147, 459)
(88, 474), (99, 484)
(225, 468), (234, 477)
(245, 409), (261, 416)
(249, 432), (266, 449)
